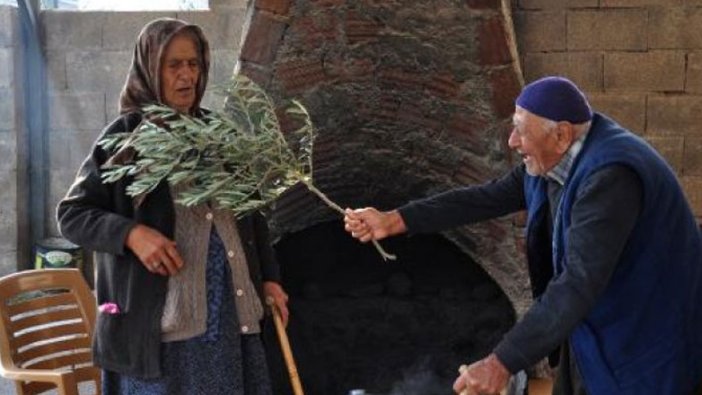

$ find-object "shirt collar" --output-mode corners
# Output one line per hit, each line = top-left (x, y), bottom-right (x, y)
(545, 128), (590, 185)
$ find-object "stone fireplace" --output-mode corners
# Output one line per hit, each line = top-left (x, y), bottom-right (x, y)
(236, 0), (532, 393)
(265, 221), (516, 394)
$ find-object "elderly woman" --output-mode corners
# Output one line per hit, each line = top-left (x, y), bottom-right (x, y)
(57, 18), (288, 395)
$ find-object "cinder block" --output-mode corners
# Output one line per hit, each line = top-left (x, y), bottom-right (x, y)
(66, 50), (131, 92)
(45, 50), (67, 91)
(513, 11), (566, 52)
(177, 10), (247, 50)
(588, 93), (646, 134)
(210, 49), (239, 86)
(201, 49), (240, 110)
(0, 88), (15, 127)
(45, 216), (59, 242)
(0, 130), (17, 171)
(102, 12), (177, 50)
(682, 176), (702, 216)
(104, 87), (123, 124)
(518, 0), (597, 8)
(647, 95), (702, 136)
(568, 9), (647, 51)
(0, 6), (18, 47)
(0, 48), (13, 89)
(523, 52), (602, 91)
(566, 52), (604, 90)
(49, 170), (81, 234)
(684, 137), (702, 176)
(604, 51), (685, 92)
(688, 52), (702, 94)
(0, 250), (17, 276)
(49, 92), (106, 131)
(0, 168), (18, 251)
(48, 168), (71, 219)
(41, 11), (104, 50)
(210, 0), (248, 11)
(523, 52), (567, 80)
(50, 170), (77, 205)
(644, 135), (685, 174)
(48, 130), (97, 175)
(649, 7), (702, 49)
(601, 0), (683, 6)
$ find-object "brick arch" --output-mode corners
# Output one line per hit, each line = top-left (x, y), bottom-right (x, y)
(236, 0), (531, 315)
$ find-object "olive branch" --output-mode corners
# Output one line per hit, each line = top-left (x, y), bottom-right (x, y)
(99, 74), (395, 261)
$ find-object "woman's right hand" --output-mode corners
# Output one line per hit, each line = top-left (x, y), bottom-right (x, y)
(125, 224), (184, 276)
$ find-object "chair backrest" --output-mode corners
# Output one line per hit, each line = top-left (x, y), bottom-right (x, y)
(0, 269), (98, 394)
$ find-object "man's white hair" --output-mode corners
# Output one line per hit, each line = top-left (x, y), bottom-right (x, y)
(542, 118), (592, 137)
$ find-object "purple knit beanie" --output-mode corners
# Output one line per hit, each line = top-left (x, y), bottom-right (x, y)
(515, 76), (593, 123)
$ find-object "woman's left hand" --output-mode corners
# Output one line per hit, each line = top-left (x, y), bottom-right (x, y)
(264, 281), (290, 326)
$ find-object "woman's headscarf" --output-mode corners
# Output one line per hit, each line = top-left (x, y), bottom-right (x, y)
(119, 18), (210, 115)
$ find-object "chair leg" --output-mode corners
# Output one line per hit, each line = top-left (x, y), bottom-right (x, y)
(57, 374), (79, 395)
(95, 373), (102, 395)
(15, 381), (26, 395)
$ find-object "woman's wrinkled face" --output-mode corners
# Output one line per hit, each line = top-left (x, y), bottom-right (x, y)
(160, 33), (200, 114)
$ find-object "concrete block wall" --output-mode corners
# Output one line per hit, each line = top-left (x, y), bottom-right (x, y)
(3, 1), (701, 271)
(514, 0), (702, 219)
(0, 6), (20, 275)
(42, 1), (248, 236)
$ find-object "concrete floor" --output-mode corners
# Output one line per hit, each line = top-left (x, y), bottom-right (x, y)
(0, 377), (14, 395)
(0, 377), (96, 394)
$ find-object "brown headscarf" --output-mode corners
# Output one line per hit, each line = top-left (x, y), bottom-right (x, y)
(119, 18), (210, 115)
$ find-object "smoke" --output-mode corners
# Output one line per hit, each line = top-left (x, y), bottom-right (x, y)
(386, 357), (450, 395)
(380, 358), (528, 395)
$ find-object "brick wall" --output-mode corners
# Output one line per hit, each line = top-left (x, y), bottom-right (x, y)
(513, 0), (702, 219)
(235, 0), (533, 315)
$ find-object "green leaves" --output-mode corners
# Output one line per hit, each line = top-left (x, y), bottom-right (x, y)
(98, 74), (315, 218)
(98, 74), (396, 260)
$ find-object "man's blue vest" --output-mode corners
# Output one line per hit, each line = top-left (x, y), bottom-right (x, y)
(524, 113), (702, 394)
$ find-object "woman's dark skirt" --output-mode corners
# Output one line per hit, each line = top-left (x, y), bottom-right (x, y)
(102, 229), (272, 395)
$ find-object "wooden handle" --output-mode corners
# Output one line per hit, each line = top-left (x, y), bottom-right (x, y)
(457, 364), (507, 395)
(267, 297), (305, 395)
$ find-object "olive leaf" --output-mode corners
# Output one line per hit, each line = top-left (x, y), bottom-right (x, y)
(99, 74), (395, 261)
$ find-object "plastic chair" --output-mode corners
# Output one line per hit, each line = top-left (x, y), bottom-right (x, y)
(0, 269), (100, 395)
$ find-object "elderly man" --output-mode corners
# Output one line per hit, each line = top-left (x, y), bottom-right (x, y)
(344, 76), (702, 395)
